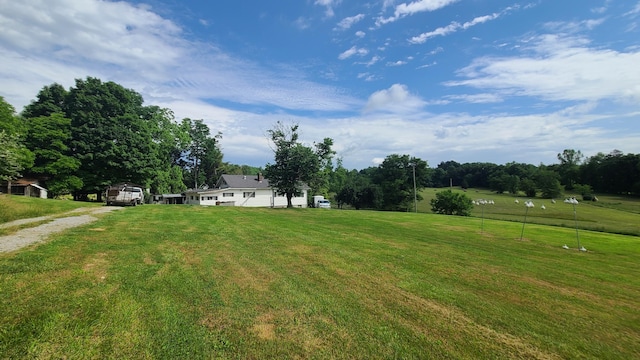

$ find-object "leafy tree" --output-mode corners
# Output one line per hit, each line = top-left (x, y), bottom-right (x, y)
(373, 154), (429, 211)
(180, 118), (222, 189)
(536, 168), (563, 199)
(21, 83), (67, 119)
(23, 113), (82, 197)
(433, 160), (462, 187)
(0, 131), (33, 182)
(520, 178), (537, 198)
(572, 183), (595, 200)
(200, 136), (224, 187)
(0, 97), (33, 182)
(557, 149), (583, 189)
(220, 163), (262, 175)
(141, 106), (189, 194)
(430, 189), (473, 216)
(334, 169), (382, 210)
(328, 157), (349, 195)
(264, 122), (334, 208)
(488, 171), (519, 194)
(0, 96), (26, 136)
(65, 77), (157, 200)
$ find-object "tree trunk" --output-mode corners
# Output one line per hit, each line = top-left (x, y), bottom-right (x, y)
(286, 193), (293, 208)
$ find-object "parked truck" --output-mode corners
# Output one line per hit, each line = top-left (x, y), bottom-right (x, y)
(106, 185), (144, 206)
(313, 195), (331, 209)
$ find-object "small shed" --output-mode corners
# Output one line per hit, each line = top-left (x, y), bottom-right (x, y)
(152, 194), (185, 204)
(0, 179), (48, 198)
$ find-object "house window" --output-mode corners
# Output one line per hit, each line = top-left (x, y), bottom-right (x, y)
(223, 192), (234, 197)
(243, 192), (255, 198)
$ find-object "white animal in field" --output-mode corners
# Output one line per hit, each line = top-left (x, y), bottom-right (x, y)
(562, 244), (569, 249)
(514, 199), (519, 204)
(541, 205), (546, 210)
(580, 247), (587, 252)
(551, 199), (556, 204)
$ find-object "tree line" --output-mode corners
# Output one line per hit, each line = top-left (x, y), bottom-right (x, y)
(327, 149), (639, 211)
(0, 77), (259, 200)
(2, 77), (638, 209)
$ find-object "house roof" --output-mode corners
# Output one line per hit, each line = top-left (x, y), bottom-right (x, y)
(216, 174), (272, 189)
(3, 178), (40, 186)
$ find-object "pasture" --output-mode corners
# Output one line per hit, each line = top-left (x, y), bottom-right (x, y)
(0, 196), (639, 359)
(418, 188), (640, 236)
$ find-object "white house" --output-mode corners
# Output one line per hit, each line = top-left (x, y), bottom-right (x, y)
(183, 174), (308, 208)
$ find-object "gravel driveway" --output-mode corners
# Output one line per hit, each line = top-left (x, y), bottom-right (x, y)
(0, 206), (124, 253)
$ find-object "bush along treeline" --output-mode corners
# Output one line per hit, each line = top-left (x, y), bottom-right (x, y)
(0, 77), (262, 200)
(2, 77), (638, 206)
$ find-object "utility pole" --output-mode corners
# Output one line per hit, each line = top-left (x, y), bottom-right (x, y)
(412, 163), (417, 213)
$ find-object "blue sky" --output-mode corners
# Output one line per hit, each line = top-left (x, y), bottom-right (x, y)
(1, 0), (639, 169)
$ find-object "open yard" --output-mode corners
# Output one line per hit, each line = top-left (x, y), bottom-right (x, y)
(1, 196), (639, 359)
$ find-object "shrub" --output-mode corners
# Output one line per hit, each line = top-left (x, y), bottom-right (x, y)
(430, 190), (473, 216)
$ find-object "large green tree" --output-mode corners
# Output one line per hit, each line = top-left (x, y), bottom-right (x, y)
(557, 149), (583, 190)
(180, 118), (222, 189)
(64, 77), (159, 200)
(0, 97), (33, 182)
(0, 131), (33, 182)
(264, 122), (334, 208)
(23, 113), (82, 197)
(334, 169), (382, 210)
(141, 106), (189, 194)
(21, 83), (67, 119)
(372, 154), (429, 211)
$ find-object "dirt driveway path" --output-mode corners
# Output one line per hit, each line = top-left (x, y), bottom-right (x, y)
(0, 206), (124, 253)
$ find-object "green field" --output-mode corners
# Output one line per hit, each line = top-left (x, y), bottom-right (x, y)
(418, 188), (640, 236)
(1, 197), (639, 359)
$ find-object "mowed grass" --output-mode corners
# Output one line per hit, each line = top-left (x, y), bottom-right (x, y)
(0, 195), (101, 224)
(1, 205), (639, 359)
(418, 188), (640, 236)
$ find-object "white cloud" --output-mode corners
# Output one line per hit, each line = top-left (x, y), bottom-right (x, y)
(377, 0), (459, 26)
(364, 84), (426, 113)
(355, 30), (366, 38)
(543, 19), (605, 33)
(357, 73), (378, 81)
(0, 0), (365, 115)
(445, 93), (503, 104)
(625, 2), (640, 16)
(0, 0), (184, 72)
(315, 0), (342, 18)
(410, 11), (504, 44)
(410, 22), (460, 44)
(362, 55), (382, 67)
(335, 14), (365, 30)
(387, 60), (407, 66)
(338, 46), (369, 60)
(446, 34), (640, 103)
(294, 16), (311, 30)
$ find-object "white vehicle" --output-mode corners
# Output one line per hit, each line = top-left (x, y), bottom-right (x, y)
(313, 195), (331, 209)
(106, 185), (144, 206)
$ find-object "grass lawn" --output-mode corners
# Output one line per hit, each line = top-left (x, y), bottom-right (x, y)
(1, 204), (639, 359)
(0, 195), (102, 224)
